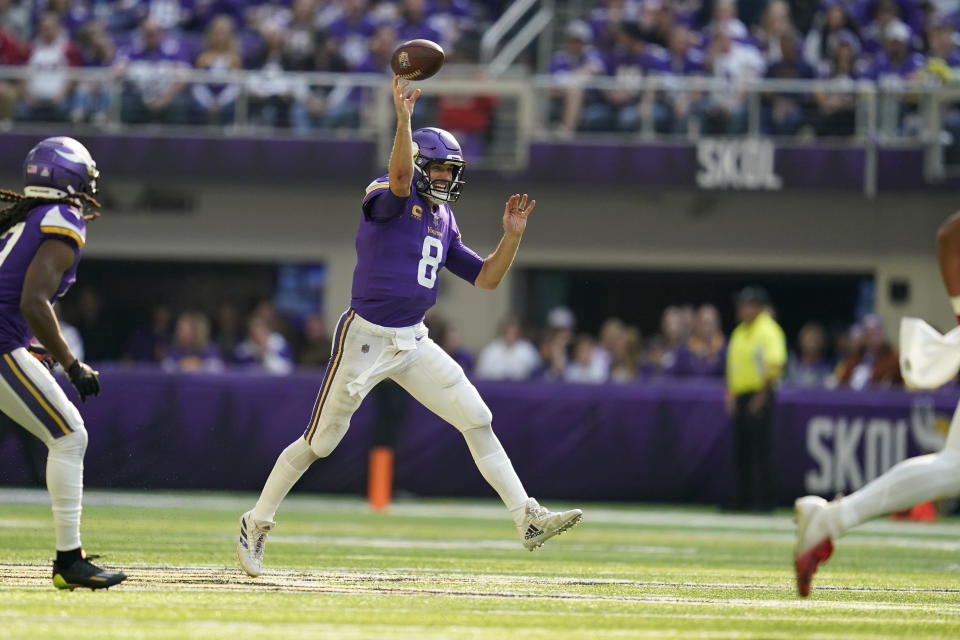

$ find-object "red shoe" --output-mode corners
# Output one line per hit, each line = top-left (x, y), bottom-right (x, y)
(794, 496), (836, 597)
(794, 538), (833, 597)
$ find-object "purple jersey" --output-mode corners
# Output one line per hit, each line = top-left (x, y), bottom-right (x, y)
(607, 44), (672, 77)
(351, 173), (484, 327)
(0, 203), (85, 353)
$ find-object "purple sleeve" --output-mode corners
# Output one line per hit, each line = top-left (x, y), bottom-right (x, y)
(445, 237), (484, 285)
(363, 189), (407, 222)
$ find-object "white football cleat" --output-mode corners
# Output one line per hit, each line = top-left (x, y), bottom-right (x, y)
(237, 510), (275, 577)
(519, 498), (583, 551)
(794, 495), (835, 597)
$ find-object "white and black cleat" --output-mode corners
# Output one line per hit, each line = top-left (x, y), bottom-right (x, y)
(519, 498), (583, 551)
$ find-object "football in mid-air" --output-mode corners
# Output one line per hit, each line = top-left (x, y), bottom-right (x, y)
(391, 39), (444, 81)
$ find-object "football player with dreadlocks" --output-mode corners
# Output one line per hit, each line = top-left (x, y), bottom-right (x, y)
(236, 77), (583, 576)
(0, 137), (126, 590)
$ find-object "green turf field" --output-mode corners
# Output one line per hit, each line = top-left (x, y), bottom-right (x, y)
(1, 488), (959, 639)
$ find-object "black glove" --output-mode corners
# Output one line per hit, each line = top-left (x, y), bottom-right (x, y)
(67, 359), (101, 403)
(27, 344), (56, 372)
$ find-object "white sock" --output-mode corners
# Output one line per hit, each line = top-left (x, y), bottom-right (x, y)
(252, 438), (319, 523)
(463, 425), (529, 526)
(836, 449), (960, 535)
(46, 429), (87, 551)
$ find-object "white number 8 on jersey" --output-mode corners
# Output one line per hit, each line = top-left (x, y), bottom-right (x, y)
(417, 236), (444, 288)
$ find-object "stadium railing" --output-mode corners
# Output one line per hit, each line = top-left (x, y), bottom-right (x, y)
(0, 65), (956, 182)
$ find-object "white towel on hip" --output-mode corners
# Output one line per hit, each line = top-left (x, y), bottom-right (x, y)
(900, 317), (960, 389)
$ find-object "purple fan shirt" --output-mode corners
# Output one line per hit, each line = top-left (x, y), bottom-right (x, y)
(350, 172), (485, 327)
(867, 51), (926, 80)
(607, 44), (672, 77)
(0, 204), (85, 353)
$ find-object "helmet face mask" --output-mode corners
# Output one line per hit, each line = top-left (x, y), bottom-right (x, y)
(411, 127), (466, 204)
(23, 136), (99, 199)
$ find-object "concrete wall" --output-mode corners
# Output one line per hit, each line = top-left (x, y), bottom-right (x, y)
(73, 175), (957, 350)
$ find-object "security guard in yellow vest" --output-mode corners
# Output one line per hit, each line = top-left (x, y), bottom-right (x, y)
(725, 286), (787, 511)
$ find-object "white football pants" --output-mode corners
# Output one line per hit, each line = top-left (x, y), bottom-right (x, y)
(832, 397), (960, 535)
(252, 309), (528, 524)
(0, 348), (86, 551)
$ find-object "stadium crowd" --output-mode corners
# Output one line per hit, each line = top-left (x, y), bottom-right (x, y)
(550, 0), (960, 138)
(0, 0), (498, 129)
(53, 287), (905, 390)
(0, 0), (956, 141)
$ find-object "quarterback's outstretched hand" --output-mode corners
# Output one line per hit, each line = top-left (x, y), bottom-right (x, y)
(393, 75), (420, 122)
(503, 193), (535, 238)
(67, 359), (100, 403)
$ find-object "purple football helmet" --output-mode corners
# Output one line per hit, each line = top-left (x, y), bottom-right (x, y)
(23, 137), (99, 198)
(412, 127), (466, 204)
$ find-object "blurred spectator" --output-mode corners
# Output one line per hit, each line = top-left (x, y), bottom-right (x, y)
(867, 20), (927, 133)
(184, 0), (247, 33)
(662, 25), (707, 134)
(754, 0), (797, 63)
(725, 286), (786, 512)
(246, 23), (312, 130)
(475, 316), (540, 380)
(190, 14), (242, 125)
(549, 19), (607, 135)
(813, 30), (863, 137)
(596, 317), (625, 372)
(763, 31), (816, 135)
(803, 0), (862, 70)
(590, 0), (643, 53)
(327, 0), (379, 69)
(547, 305), (576, 335)
(604, 21), (672, 133)
(0, 0), (30, 40)
(701, 23), (765, 134)
(71, 19), (116, 125)
(213, 301), (243, 358)
(705, 0), (749, 42)
(867, 20), (926, 84)
(427, 0), (475, 55)
(834, 314), (902, 389)
(163, 311), (224, 373)
(564, 334), (608, 383)
(646, 305), (689, 375)
(927, 20), (960, 68)
(861, 0), (912, 57)
(925, 20), (960, 162)
(395, 0), (442, 44)
(233, 314), (294, 374)
(123, 304), (173, 363)
(679, 303), (726, 376)
(609, 324), (642, 382)
(785, 321), (832, 386)
(117, 18), (191, 124)
(296, 312), (333, 368)
(0, 12), (27, 123)
(532, 328), (568, 381)
(18, 12), (77, 123)
(281, 0), (321, 71)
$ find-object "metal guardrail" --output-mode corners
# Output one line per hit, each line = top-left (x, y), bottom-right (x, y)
(0, 65), (957, 183)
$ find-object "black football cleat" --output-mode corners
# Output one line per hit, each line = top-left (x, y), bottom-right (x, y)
(52, 553), (127, 590)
